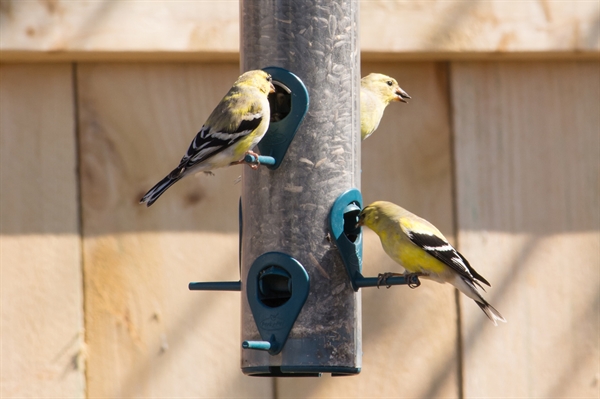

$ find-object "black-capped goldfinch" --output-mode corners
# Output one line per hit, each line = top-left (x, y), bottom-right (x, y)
(140, 70), (275, 207)
(359, 201), (506, 326)
(360, 73), (410, 140)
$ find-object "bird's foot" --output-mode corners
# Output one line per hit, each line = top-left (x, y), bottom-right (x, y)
(376, 272), (424, 289)
(203, 171), (215, 176)
(245, 150), (260, 170)
(376, 272), (405, 289)
(232, 150), (261, 170)
(406, 272), (424, 289)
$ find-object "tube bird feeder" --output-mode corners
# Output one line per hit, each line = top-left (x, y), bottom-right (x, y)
(239, 0), (361, 376)
(189, 0), (421, 377)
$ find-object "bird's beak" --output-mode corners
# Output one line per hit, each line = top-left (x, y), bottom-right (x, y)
(396, 88), (411, 103)
(269, 82), (276, 94)
(355, 217), (364, 229)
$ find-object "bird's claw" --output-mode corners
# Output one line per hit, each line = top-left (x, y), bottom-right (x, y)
(406, 273), (422, 289)
(230, 150), (261, 169)
(242, 150), (261, 169)
(376, 272), (402, 289)
(376, 272), (422, 289)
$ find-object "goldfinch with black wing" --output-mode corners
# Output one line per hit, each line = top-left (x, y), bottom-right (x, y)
(140, 70), (276, 207)
(359, 201), (506, 326)
(361, 73), (410, 140)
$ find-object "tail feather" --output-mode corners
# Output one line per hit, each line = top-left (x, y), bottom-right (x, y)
(454, 275), (507, 326)
(475, 300), (507, 326)
(140, 173), (181, 207)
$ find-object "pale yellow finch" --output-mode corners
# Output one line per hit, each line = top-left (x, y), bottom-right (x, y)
(359, 201), (506, 326)
(361, 73), (410, 140)
(140, 70), (275, 207)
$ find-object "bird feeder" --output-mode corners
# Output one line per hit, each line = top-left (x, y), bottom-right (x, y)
(238, 0), (362, 376)
(189, 0), (419, 377)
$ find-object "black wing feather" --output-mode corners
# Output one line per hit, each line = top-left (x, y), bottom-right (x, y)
(452, 247), (491, 287)
(235, 117), (263, 134)
(407, 232), (491, 287)
(181, 115), (263, 167)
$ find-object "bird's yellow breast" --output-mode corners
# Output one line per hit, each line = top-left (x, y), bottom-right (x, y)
(378, 229), (447, 275)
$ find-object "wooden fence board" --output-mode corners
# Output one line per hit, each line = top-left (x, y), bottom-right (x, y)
(0, 63), (84, 398)
(3, 57), (597, 398)
(1, 1), (598, 61)
(452, 60), (600, 398)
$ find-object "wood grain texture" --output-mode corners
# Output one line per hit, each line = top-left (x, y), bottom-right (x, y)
(0, 64), (84, 398)
(0, 1), (239, 54)
(278, 62), (459, 398)
(361, 0), (600, 55)
(77, 63), (272, 398)
(452, 61), (600, 398)
(3, 57), (597, 398)
(1, 0), (598, 61)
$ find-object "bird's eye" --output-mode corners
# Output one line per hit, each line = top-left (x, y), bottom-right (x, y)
(386, 80), (393, 86)
(267, 75), (272, 82)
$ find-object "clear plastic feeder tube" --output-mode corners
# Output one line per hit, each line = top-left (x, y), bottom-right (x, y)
(240, 0), (362, 375)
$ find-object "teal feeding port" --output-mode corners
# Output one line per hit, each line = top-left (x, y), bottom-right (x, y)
(260, 66), (309, 170)
(329, 189), (364, 291)
(329, 189), (422, 291)
(242, 66), (309, 170)
(244, 252), (310, 356)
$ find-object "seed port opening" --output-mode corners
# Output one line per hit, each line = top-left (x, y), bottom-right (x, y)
(268, 81), (292, 122)
(343, 202), (361, 243)
(258, 266), (292, 307)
